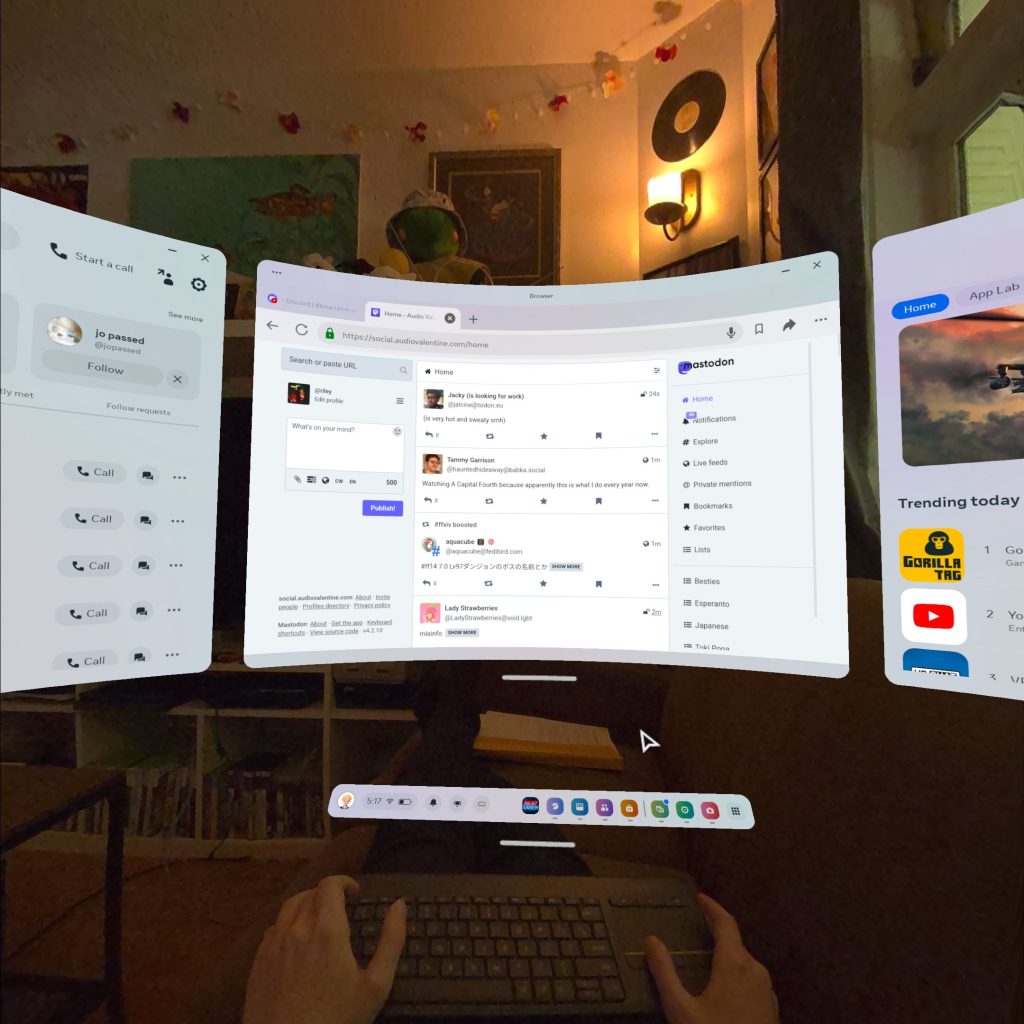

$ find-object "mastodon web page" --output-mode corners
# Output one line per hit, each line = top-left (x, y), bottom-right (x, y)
(245, 255), (848, 676)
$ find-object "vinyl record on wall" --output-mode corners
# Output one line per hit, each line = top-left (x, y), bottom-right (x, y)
(651, 70), (727, 162)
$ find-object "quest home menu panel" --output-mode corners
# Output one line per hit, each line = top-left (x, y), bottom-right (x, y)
(0, 189), (226, 691)
(873, 199), (1023, 701)
(245, 254), (848, 677)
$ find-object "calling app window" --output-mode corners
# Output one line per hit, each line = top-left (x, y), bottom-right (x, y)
(245, 255), (848, 677)
(873, 199), (1023, 701)
(0, 189), (225, 691)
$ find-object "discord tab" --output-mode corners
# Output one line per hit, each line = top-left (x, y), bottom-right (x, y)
(245, 256), (848, 676)
(0, 189), (225, 691)
(872, 199), (1023, 700)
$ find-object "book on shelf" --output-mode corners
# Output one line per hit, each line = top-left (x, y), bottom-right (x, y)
(473, 711), (624, 771)
(53, 748), (195, 838)
(204, 750), (323, 840)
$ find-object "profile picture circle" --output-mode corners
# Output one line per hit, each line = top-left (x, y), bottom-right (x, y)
(338, 791), (355, 810)
(421, 537), (436, 552)
(422, 453), (443, 474)
(47, 315), (83, 346)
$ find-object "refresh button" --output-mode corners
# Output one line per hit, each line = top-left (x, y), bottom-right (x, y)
(295, 323), (309, 336)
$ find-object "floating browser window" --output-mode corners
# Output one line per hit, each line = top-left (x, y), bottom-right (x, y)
(0, 189), (226, 691)
(245, 255), (848, 677)
(872, 199), (1024, 700)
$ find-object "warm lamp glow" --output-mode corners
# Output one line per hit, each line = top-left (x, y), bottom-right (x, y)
(647, 172), (682, 207)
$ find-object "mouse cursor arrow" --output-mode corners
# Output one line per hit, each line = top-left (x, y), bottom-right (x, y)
(639, 730), (660, 754)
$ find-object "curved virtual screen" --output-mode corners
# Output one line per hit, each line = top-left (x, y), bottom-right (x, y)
(244, 256), (848, 676)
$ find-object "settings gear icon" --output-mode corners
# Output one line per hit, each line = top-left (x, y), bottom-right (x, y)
(190, 276), (207, 292)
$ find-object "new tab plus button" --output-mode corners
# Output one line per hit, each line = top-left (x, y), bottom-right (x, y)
(362, 500), (404, 517)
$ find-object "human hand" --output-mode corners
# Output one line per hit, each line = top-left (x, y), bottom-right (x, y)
(645, 893), (779, 1024)
(243, 875), (406, 1024)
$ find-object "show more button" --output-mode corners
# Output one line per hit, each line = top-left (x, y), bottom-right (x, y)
(362, 500), (404, 517)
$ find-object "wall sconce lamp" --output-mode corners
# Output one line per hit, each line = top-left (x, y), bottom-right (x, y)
(645, 169), (701, 240)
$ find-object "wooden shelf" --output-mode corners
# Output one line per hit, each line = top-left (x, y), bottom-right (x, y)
(168, 700), (326, 720)
(22, 831), (329, 860)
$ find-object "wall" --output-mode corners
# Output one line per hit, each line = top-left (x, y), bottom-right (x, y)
(636, 0), (764, 275)
(0, 16), (639, 284)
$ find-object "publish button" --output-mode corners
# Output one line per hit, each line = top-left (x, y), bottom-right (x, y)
(891, 293), (948, 319)
(362, 500), (403, 517)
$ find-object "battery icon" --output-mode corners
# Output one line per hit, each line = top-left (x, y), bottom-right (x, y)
(398, 798), (413, 806)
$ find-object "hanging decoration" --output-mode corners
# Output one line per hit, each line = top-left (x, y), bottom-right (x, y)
(548, 94), (569, 113)
(170, 102), (191, 124)
(481, 107), (500, 135)
(218, 89), (243, 111)
(405, 121), (428, 142)
(278, 112), (301, 134)
(55, 133), (78, 154)
(602, 70), (626, 98)
(654, 43), (678, 63)
(654, 1), (683, 23)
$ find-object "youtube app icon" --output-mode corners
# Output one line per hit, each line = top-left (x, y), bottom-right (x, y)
(912, 603), (954, 630)
(901, 588), (967, 646)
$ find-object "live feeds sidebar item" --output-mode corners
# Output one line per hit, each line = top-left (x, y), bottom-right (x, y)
(0, 190), (226, 691)
(872, 199), (1023, 701)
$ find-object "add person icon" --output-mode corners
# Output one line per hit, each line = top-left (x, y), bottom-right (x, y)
(924, 531), (954, 556)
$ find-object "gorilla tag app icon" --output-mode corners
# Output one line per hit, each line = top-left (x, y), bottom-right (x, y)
(899, 527), (965, 582)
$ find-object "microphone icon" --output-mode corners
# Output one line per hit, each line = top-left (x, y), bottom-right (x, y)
(726, 326), (736, 338)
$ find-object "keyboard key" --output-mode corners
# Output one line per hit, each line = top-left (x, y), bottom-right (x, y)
(459, 905), (477, 920)
(352, 904), (371, 921)
(486, 958), (507, 978)
(406, 920), (423, 938)
(581, 906), (603, 921)
(418, 904), (436, 920)
(572, 922), (593, 940)
(582, 940), (613, 957)
(438, 904), (456, 920)
(500, 906), (519, 920)
(560, 905), (580, 922)
(539, 940), (559, 958)
(540, 906), (559, 921)
(553, 979), (576, 1002)
(407, 939), (427, 957)
(575, 958), (619, 978)
(530, 922), (551, 939)
(463, 957), (485, 979)
(513, 979), (532, 1003)
(601, 978), (626, 1002)
(577, 988), (602, 1002)
(530, 958), (553, 978)
(468, 921), (488, 938)
(426, 921), (444, 938)
(429, 938), (450, 957)
(440, 957), (461, 978)
(592, 922), (609, 939)
(509, 959), (530, 979)
(496, 939), (516, 958)
(488, 921), (510, 939)
(560, 939), (582, 957)
(533, 978), (553, 1003)
(447, 921), (468, 938)
(363, 921), (381, 938)
(552, 922), (571, 939)
(521, 906), (539, 921)
(554, 958), (574, 978)
(479, 904), (498, 920)
(516, 939), (538, 957)
(392, 979), (514, 1005)
(396, 957), (416, 977)
(452, 938), (472, 957)
(510, 921), (529, 939)
(417, 957), (440, 978)
(473, 939), (495, 958)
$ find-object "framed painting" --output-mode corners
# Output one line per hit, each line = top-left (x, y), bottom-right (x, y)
(430, 149), (560, 286)
(756, 22), (779, 167)
(759, 153), (781, 263)
(643, 237), (741, 280)
(130, 154), (359, 316)
(0, 164), (88, 212)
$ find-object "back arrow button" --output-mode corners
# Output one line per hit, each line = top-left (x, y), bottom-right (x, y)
(266, 320), (279, 330)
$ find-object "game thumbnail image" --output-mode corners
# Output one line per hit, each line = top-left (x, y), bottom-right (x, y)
(899, 303), (1023, 467)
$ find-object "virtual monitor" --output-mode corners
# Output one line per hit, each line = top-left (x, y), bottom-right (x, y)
(0, 190), (226, 691)
(245, 255), (848, 676)
(872, 199), (1024, 700)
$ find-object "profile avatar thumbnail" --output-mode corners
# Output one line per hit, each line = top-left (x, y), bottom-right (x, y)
(287, 382), (310, 405)
(419, 602), (441, 624)
(422, 453), (443, 474)
(423, 388), (444, 409)
(47, 314), (83, 346)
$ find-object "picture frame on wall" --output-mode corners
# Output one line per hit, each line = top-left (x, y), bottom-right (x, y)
(430, 148), (560, 286)
(643, 237), (741, 279)
(0, 164), (89, 212)
(756, 22), (779, 167)
(759, 152), (782, 263)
